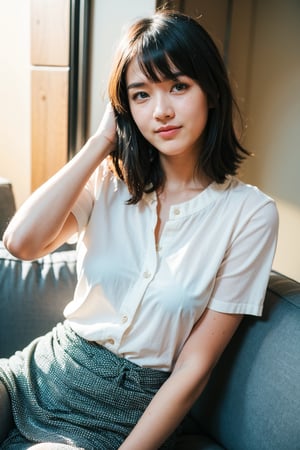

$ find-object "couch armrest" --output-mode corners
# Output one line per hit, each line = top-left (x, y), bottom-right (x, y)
(0, 241), (77, 358)
(0, 178), (16, 238)
(184, 271), (300, 449)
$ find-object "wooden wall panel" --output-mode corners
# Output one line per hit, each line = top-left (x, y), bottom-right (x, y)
(31, 68), (69, 191)
(30, 0), (70, 191)
(31, 0), (70, 66)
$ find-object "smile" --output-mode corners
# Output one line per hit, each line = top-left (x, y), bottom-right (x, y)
(155, 126), (182, 139)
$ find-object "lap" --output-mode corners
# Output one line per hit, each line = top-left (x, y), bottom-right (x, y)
(0, 323), (172, 449)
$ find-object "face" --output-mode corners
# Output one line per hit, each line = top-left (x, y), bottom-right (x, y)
(126, 57), (209, 162)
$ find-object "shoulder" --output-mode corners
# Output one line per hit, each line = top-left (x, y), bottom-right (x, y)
(223, 177), (277, 217)
(224, 177), (273, 202)
(224, 177), (279, 237)
(207, 177), (279, 242)
(90, 159), (128, 199)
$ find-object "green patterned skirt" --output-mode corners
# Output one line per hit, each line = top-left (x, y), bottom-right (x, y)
(0, 322), (175, 449)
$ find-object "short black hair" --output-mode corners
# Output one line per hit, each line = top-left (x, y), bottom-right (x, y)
(108, 10), (250, 204)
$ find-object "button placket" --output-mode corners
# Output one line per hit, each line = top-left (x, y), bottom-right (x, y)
(121, 314), (128, 324)
(117, 200), (158, 350)
(117, 253), (157, 347)
(142, 202), (158, 283)
(143, 270), (152, 279)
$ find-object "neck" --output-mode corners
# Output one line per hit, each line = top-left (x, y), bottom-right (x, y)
(160, 162), (211, 195)
(159, 149), (211, 192)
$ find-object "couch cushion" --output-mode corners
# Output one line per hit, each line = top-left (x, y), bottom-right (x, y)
(174, 434), (224, 449)
(0, 242), (77, 358)
(184, 272), (300, 450)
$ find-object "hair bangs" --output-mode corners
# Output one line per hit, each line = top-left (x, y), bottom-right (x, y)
(135, 30), (193, 83)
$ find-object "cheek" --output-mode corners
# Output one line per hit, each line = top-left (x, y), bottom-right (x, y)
(193, 99), (208, 128)
(130, 107), (148, 133)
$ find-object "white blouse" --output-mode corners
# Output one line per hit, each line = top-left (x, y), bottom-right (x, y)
(64, 161), (278, 371)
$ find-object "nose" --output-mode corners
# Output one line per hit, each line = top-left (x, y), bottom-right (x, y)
(153, 94), (175, 121)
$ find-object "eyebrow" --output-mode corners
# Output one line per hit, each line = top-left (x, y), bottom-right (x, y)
(127, 71), (184, 90)
(127, 81), (147, 90)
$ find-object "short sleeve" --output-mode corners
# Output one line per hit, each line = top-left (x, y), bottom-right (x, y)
(71, 181), (94, 233)
(71, 164), (104, 233)
(208, 200), (279, 316)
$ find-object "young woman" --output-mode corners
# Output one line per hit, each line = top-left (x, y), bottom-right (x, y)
(0, 10), (278, 450)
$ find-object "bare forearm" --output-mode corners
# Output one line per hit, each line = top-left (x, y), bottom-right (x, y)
(119, 365), (211, 450)
(120, 309), (242, 449)
(3, 134), (113, 259)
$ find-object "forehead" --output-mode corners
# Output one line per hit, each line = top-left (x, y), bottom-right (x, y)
(126, 56), (180, 86)
(126, 58), (145, 83)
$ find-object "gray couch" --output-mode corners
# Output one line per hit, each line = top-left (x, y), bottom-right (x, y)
(0, 181), (299, 449)
(0, 177), (16, 239)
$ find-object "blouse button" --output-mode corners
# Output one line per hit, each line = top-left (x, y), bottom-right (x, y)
(107, 338), (115, 345)
(143, 271), (151, 279)
(121, 315), (128, 323)
(174, 208), (181, 215)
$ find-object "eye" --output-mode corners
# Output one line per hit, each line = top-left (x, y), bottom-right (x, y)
(172, 82), (188, 92)
(131, 91), (149, 101)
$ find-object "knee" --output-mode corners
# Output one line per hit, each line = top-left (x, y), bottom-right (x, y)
(0, 381), (13, 442)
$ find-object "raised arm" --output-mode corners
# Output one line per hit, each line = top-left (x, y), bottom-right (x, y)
(119, 309), (243, 450)
(3, 104), (116, 260)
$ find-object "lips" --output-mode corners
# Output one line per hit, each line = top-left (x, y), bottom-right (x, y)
(155, 125), (182, 138)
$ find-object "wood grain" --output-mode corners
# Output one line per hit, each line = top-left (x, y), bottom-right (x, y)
(31, 0), (70, 66)
(31, 68), (69, 190)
